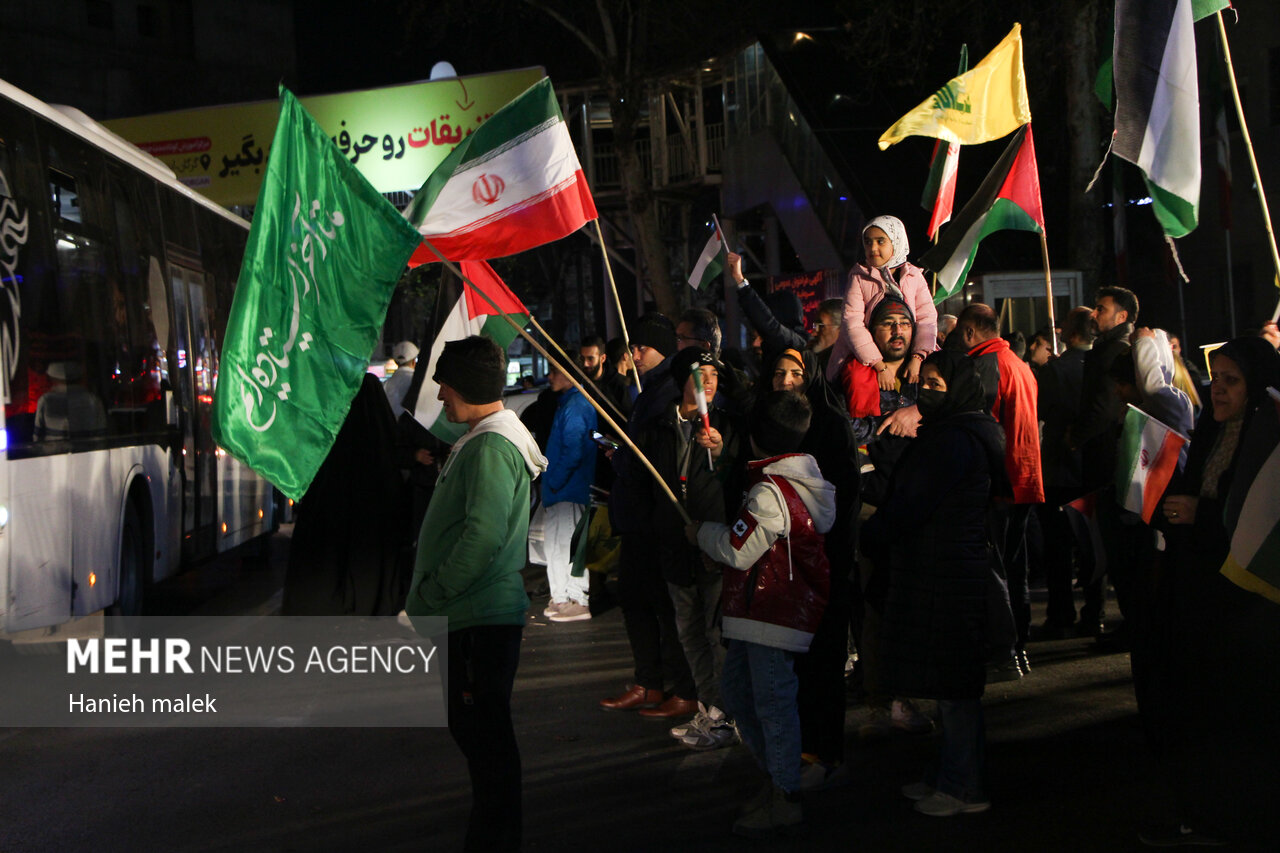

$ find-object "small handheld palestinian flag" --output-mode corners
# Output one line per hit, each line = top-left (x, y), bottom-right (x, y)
(691, 366), (713, 468)
(688, 215), (728, 290)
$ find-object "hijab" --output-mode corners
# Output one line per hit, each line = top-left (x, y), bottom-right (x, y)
(864, 215), (910, 270)
(917, 350), (986, 423)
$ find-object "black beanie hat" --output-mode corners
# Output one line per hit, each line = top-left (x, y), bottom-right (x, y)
(631, 315), (677, 356)
(869, 295), (914, 329)
(433, 338), (506, 404)
(669, 346), (724, 385)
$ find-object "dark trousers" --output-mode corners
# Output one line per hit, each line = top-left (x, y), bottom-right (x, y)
(1039, 490), (1105, 627)
(447, 625), (523, 853)
(796, 565), (851, 763)
(618, 533), (695, 697)
(991, 503), (1033, 650)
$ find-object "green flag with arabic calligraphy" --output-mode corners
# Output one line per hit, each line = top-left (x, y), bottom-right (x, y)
(213, 86), (422, 501)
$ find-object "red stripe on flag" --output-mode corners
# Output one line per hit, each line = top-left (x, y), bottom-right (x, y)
(410, 171), (596, 266)
(459, 260), (528, 318)
(999, 124), (1045, 231)
(1139, 431), (1186, 524)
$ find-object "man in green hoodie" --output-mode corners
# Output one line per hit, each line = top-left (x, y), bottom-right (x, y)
(405, 335), (548, 853)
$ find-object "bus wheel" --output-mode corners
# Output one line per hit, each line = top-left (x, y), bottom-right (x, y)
(107, 502), (146, 628)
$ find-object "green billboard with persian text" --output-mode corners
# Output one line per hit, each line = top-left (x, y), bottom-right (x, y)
(104, 66), (545, 208)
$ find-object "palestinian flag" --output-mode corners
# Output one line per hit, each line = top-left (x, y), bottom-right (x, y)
(1111, 0), (1201, 238)
(688, 221), (727, 290)
(412, 260), (529, 444)
(1220, 389), (1280, 604)
(919, 123), (1044, 303)
(404, 78), (597, 264)
(1116, 404), (1188, 524)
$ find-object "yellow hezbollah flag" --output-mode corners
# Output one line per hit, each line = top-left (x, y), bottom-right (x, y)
(878, 24), (1031, 151)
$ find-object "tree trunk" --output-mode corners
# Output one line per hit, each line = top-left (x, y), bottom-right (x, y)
(607, 79), (677, 319)
(1066, 0), (1105, 295)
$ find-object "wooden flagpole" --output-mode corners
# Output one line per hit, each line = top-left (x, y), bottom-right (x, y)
(593, 219), (644, 391)
(1217, 11), (1280, 320)
(1040, 232), (1059, 355)
(424, 238), (691, 524)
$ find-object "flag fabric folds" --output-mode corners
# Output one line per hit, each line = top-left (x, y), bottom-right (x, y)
(878, 24), (1030, 151)
(921, 45), (968, 241)
(413, 260), (530, 445)
(1110, 0), (1201, 238)
(919, 123), (1045, 303)
(921, 139), (960, 241)
(1115, 404), (1188, 524)
(688, 224), (726, 290)
(213, 87), (422, 501)
(1220, 389), (1280, 604)
(404, 77), (597, 264)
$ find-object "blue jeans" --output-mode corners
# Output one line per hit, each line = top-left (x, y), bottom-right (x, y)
(721, 639), (801, 793)
(936, 698), (986, 802)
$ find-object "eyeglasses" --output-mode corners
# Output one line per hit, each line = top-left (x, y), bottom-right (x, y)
(676, 334), (710, 346)
(875, 320), (912, 330)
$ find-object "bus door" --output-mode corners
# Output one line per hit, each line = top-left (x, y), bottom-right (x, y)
(167, 262), (217, 559)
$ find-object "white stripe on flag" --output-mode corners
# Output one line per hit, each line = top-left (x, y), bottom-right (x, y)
(688, 232), (723, 289)
(414, 300), (482, 434)
(1137, 0), (1200, 202)
(418, 120), (580, 236)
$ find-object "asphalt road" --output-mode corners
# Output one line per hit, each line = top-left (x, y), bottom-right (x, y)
(0, 527), (1264, 852)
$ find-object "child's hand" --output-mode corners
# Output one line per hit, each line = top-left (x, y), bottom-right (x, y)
(727, 252), (745, 285)
(684, 522), (702, 545)
(903, 356), (921, 385)
(874, 360), (896, 391)
(696, 426), (724, 459)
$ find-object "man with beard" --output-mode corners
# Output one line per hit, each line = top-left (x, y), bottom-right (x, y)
(1071, 286), (1139, 641)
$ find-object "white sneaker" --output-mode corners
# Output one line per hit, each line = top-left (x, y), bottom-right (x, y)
(901, 782), (934, 801)
(913, 790), (990, 817)
(669, 703), (712, 739)
(543, 600), (565, 617)
(549, 601), (591, 622)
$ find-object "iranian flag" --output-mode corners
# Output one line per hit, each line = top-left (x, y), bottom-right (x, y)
(1115, 404), (1188, 524)
(404, 77), (597, 264)
(688, 220), (727, 290)
(1220, 388), (1280, 604)
(921, 44), (968, 241)
(413, 260), (530, 445)
(919, 123), (1044, 303)
(1110, 0), (1201, 238)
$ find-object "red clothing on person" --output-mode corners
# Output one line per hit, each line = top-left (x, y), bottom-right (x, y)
(969, 337), (1044, 504)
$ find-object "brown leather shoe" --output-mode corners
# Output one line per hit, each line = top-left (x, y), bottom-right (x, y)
(599, 684), (664, 711)
(637, 696), (699, 718)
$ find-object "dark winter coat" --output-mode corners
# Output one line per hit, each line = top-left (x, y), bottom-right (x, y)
(864, 411), (1008, 700)
(1075, 322), (1133, 489)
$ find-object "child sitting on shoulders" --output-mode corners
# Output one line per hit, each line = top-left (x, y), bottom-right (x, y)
(685, 390), (836, 838)
(826, 215), (938, 388)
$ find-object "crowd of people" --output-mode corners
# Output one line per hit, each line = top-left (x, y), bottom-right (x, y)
(293, 214), (1280, 851)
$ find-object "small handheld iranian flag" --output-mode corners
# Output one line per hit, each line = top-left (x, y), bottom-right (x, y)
(1116, 404), (1188, 523)
(690, 365), (713, 467)
(688, 216), (727, 290)
(404, 77), (596, 264)
(413, 260), (530, 445)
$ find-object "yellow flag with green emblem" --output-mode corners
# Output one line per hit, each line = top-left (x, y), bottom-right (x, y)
(879, 24), (1031, 151)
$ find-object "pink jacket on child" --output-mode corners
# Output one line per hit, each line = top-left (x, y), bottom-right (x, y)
(825, 261), (938, 382)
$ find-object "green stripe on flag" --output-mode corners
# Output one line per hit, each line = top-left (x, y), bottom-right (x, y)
(1145, 177), (1199, 239)
(404, 78), (558, 229)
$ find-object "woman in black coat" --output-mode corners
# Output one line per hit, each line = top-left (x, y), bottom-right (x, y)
(1144, 336), (1280, 846)
(863, 350), (1008, 817)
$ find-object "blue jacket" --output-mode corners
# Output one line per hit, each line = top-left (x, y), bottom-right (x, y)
(543, 386), (597, 506)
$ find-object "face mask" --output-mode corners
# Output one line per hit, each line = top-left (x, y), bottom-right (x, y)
(915, 388), (948, 420)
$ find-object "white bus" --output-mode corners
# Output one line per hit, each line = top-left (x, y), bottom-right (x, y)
(0, 78), (276, 638)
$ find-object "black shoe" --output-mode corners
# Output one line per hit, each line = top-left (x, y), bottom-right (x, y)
(1033, 621), (1071, 641)
(986, 658), (1022, 684)
(1138, 824), (1228, 847)
(1075, 619), (1105, 638)
(1092, 628), (1129, 652)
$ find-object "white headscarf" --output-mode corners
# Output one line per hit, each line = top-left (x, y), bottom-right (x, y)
(863, 215), (910, 270)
